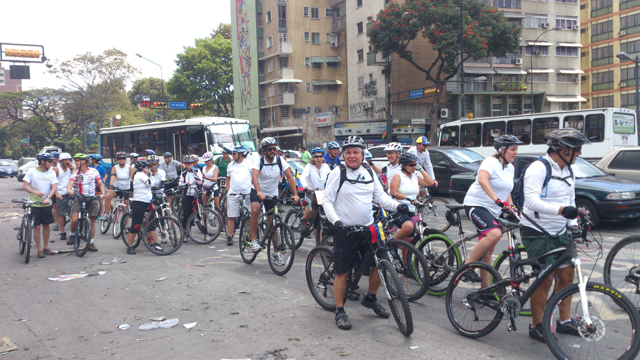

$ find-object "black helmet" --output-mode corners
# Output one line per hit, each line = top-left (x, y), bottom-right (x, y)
(545, 128), (591, 151)
(342, 136), (367, 150)
(494, 135), (524, 151)
(135, 160), (150, 171)
(399, 152), (418, 165)
(163, 152), (173, 157)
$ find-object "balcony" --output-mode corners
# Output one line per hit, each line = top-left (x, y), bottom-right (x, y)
(258, 42), (293, 61)
(481, 0), (521, 9)
(278, 19), (287, 32)
(277, 67), (294, 79)
(493, 81), (527, 91)
(330, 0), (345, 6)
(260, 92), (295, 108)
(256, 2), (262, 13)
(333, 16), (346, 32)
(277, 0), (286, 5)
(493, 54), (522, 65)
(367, 51), (390, 66)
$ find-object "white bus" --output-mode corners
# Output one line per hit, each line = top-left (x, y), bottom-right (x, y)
(99, 117), (258, 172)
(437, 108), (637, 161)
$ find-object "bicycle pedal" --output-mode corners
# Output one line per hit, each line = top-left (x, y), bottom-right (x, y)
(13, 227), (20, 231)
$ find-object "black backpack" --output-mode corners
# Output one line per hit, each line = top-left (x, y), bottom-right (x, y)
(335, 163), (375, 195)
(259, 156), (283, 173)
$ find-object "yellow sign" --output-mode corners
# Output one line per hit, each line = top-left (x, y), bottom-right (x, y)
(423, 88), (438, 96)
(5, 49), (40, 58)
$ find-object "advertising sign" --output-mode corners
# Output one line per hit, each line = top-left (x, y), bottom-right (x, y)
(315, 112), (333, 127)
(613, 113), (635, 134)
(333, 122), (386, 136)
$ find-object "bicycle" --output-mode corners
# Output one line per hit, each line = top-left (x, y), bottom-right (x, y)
(418, 191), (450, 233)
(284, 198), (308, 248)
(238, 196), (296, 276)
(12, 199), (42, 264)
(99, 185), (131, 239)
(183, 188), (223, 244)
(604, 234), (640, 310)
(445, 213), (640, 360)
(71, 195), (99, 257)
(295, 189), (328, 249)
(305, 223), (414, 336)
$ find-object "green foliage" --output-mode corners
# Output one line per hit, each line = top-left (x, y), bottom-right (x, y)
(129, 77), (170, 106)
(65, 137), (83, 155)
(211, 23), (232, 40)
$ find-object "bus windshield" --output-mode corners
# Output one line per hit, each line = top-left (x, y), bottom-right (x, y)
(209, 123), (256, 153)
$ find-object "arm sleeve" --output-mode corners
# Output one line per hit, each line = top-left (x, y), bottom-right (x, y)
(523, 162), (561, 216)
(193, 169), (203, 185)
(179, 172), (186, 186)
(373, 173), (400, 211)
(567, 174), (578, 227)
(300, 164), (311, 188)
(423, 151), (436, 180)
(321, 169), (341, 224)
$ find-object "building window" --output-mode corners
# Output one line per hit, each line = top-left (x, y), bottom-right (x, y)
(314, 106), (322, 113)
(556, 0), (577, 3)
(281, 106), (290, 118)
(621, 13), (640, 34)
(357, 49), (364, 62)
(555, 16), (578, 30)
(357, 0), (363, 6)
(621, 92), (637, 107)
(591, 20), (613, 43)
(524, 45), (549, 56)
(325, 8), (334, 17)
(591, 45), (613, 67)
(303, 6), (309, 17)
(592, 95), (613, 108)
(357, 22), (364, 34)
(327, 61), (338, 67)
(358, 76), (365, 89)
(304, 57), (310, 67)
(621, 66), (637, 81)
(556, 46), (578, 57)
(621, 39), (640, 55)
(266, 10), (272, 23)
(327, 84), (339, 91)
(591, 0), (613, 17)
(526, 73), (549, 82)
(304, 32), (310, 42)
(524, 14), (548, 28)
(278, 33), (287, 43)
(306, 82), (312, 92)
(312, 62), (322, 69)
(292, 108), (308, 118)
(328, 105), (340, 116)
(279, 56), (288, 68)
(269, 85), (274, 97)
(313, 85), (322, 94)
(267, 36), (273, 48)
(311, 7), (319, 19)
(312, 33), (320, 44)
(557, 73), (579, 82)
(267, 60), (274, 73)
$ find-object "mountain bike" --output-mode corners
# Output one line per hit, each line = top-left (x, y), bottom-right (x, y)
(12, 199), (42, 264)
(184, 188), (223, 244)
(72, 195), (99, 257)
(418, 191), (450, 232)
(306, 223), (414, 336)
(284, 197), (308, 248)
(604, 234), (640, 310)
(99, 185), (130, 239)
(445, 212), (640, 360)
(293, 189), (328, 248)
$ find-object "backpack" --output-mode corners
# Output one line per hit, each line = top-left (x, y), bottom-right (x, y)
(259, 156), (283, 173)
(335, 163), (375, 196)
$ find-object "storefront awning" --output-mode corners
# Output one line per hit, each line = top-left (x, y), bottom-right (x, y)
(261, 126), (301, 133)
(272, 78), (303, 83)
(557, 42), (583, 48)
(463, 67), (495, 75)
(325, 56), (342, 63)
(310, 56), (325, 63)
(494, 68), (527, 74)
(527, 68), (554, 73)
(556, 69), (584, 74)
(525, 41), (553, 47)
(312, 80), (343, 85)
(546, 95), (587, 103)
(503, 12), (525, 19)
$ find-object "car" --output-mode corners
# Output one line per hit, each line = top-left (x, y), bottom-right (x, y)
(596, 147), (640, 181)
(17, 157), (35, 168)
(427, 147), (484, 194)
(449, 154), (640, 228)
(0, 159), (18, 178)
(283, 150), (300, 159)
(16, 160), (37, 182)
(286, 159), (306, 177)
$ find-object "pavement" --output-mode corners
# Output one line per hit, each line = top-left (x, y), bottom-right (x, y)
(1, 176), (639, 359)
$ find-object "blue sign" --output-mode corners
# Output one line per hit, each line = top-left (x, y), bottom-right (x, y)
(409, 90), (423, 100)
(169, 102), (187, 109)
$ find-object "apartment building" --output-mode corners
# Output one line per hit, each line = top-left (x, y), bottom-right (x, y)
(0, 66), (22, 93)
(581, 0), (640, 110)
(231, 0), (348, 148)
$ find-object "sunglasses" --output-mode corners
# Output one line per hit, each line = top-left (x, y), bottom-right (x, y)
(313, 155), (323, 158)
(406, 163), (417, 167)
(265, 147), (277, 152)
(232, 152), (238, 155)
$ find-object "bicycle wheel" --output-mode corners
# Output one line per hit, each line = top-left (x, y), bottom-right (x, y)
(218, 196), (228, 228)
(604, 235), (640, 310)
(171, 195), (183, 222)
(322, 234), (334, 247)
(305, 246), (337, 311)
(378, 258), (413, 336)
(112, 207), (123, 239)
(143, 216), (184, 255)
(18, 218), (26, 255)
(492, 244), (533, 316)
(74, 217), (90, 257)
(267, 223), (295, 276)
(422, 197), (451, 233)
(100, 208), (111, 234)
(120, 212), (140, 249)
(417, 234), (462, 296)
(24, 220), (32, 263)
(186, 208), (222, 244)
(445, 262), (505, 338)
(542, 282), (640, 360)
(239, 217), (259, 264)
(386, 240), (430, 302)
(285, 209), (304, 249)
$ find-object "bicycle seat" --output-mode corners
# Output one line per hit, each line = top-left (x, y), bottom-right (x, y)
(497, 218), (523, 229)
(445, 204), (465, 212)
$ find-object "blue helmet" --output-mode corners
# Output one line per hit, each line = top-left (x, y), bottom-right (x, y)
(364, 150), (372, 160)
(90, 154), (103, 161)
(232, 145), (249, 157)
(311, 147), (324, 155)
(36, 153), (53, 162)
(145, 149), (155, 155)
(327, 141), (340, 149)
(51, 152), (60, 158)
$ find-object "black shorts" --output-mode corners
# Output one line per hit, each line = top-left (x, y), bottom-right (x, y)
(464, 206), (500, 237)
(204, 185), (220, 198)
(392, 212), (413, 229)
(129, 200), (154, 233)
(333, 226), (387, 275)
(114, 188), (131, 201)
(250, 188), (277, 214)
(31, 206), (55, 227)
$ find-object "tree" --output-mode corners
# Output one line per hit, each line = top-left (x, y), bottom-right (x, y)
(128, 77), (169, 106)
(211, 23), (231, 40)
(168, 27), (234, 117)
(368, 0), (521, 116)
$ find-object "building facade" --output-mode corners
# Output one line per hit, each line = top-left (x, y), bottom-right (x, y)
(0, 66), (23, 93)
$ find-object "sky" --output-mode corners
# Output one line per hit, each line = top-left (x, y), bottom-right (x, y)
(1, 0), (232, 90)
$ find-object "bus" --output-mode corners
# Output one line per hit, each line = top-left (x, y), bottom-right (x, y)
(437, 108), (637, 161)
(99, 117), (258, 172)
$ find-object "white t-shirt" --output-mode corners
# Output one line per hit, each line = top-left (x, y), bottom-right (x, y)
(56, 164), (72, 196)
(70, 168), (102, 196)
(251, 156), (291, 197)
(408, 147), (436, 180)
(300, 163), (331, 190)
(202, 164), (219, 188)
(24, 167), (59, 207)
(113, 164), (131, 190)
(395, 172), (420, 213)
(132, 172), (153, 203)
(463, 157), (515, 218)
(226, 160), (253, 195)
(150, 169), (166, 188)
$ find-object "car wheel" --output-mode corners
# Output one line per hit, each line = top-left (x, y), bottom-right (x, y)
(575, 198), (600, 228)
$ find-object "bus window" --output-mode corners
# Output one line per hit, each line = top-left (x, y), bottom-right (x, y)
(563, 115), (584, 132)
(482, 121), (505, 147)
(532, 117), (559, 144)
(586, 114), (605, 142)
(189, 130), (206, 156)
(440, 125), (459, 147)
(123, 132), (137, 154)
(101, 134), (122, 158)
(154, 129), (170, 154)
(461, 123), (481, 148)
(139, 130), (152, 154)
(507, 119), (531, 145)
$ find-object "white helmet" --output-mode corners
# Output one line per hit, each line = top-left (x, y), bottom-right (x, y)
(384, 142), (403, 152)
(260, 137), (277, 148)
(59, 152), (72, 160)
(202, 152), (214, 162)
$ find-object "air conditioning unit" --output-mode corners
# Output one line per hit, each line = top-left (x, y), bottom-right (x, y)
(620, 82), (628, 87)
(515, 58), (523, 65)
(571, 25), (579, 30)
(620, 30), (627, 36)
(571, 104), (580, 110)
(440, 108), (449, 119)
(331, 41), (338, 48)
(534, 51), (542, 56)
(363, 100), (373, 109)
(541, 23), (550, 29)
(572, 78), (580, 83)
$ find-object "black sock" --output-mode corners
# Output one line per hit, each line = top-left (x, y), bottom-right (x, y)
(336, 306), (345, 314)
(365, 292), (376, 301)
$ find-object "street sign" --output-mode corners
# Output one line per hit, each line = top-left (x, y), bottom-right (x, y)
(409, 89), (423, 100)
(20, 138), (29, 145)
(169, 102), (187, 109)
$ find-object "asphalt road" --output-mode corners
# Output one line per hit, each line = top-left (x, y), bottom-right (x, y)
(1, 176), (639, 359)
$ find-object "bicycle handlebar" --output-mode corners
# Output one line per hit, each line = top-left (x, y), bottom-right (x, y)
(13, 199), (43, 206)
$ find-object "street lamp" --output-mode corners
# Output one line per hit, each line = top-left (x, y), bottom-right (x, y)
(136, 53), (165, 120)
(529, 27), (561, 114)
(386, 12), (411, 142)
(617, 52), (640, 127)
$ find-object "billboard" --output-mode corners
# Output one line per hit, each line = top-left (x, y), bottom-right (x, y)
(231, 0), (259, 126)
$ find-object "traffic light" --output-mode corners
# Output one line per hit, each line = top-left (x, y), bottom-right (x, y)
(191, 103), (203, 109)
(382, 131), (387, 139)
(423, 88), (438, 97)
(140, 100), (150, 108)
(154, 102), (167, 108)
(5, 48), (40, 58)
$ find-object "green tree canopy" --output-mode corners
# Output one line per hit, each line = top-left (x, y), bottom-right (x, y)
(211, 23), (231, 40)
(128, 77), (170, 106)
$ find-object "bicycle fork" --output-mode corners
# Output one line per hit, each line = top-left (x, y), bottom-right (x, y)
(573, 257), (595, 331)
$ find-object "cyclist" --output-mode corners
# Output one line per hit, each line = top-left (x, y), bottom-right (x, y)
(276, 146), (284, 159)
(225, 145), (252, 246)
(214, 148), (232, 209)
(408, 136), (438, 192)
(90, 154), (107, 183)
(51, 152), (61, 232)
(299, 147), (331, 237)
(51, 152), (60, 167)
(148, 155), (165, 190)
(383, 142), (403, 188)
(23, 153), (58, 258)
(461, 135), (522, 285)
(128, 153), (140, 169)
(521, 128), (589, 342)
(201, 152), (219, 208)
(323, 135), (408, 330)
(125, 160), (156, 255)
(324, 141), (341, 170)
(53, 153), (74, 242)
(101, 152), (133, 221)
(67, 153), (106, 251)
(178, 154), (203, 232)
(159, 152), (185, 204)
(363, 150), (382, 174)
(250, 137), (299, 262)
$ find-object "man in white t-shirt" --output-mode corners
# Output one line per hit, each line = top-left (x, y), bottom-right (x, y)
(53, 153), (74, 242)
(67, 154), (106, 251)
(408, 136), (438, 194)
(225, 146), (253, 246)
(23, 153), (59, 258)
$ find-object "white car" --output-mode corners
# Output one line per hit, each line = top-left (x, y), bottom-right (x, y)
(596, 147), (640, 181)
(17, 160), (37, 182)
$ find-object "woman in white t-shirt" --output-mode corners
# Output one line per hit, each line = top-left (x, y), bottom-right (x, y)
(126, 160), (155, 255)
(201, 152), (219, 209)
(462, 135), (523, 285)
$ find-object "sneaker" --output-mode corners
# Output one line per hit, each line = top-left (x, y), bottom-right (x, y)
(60, 232), (67, 241)
(556, 319), (581, 336)
(66, 236), (74, 246)
(88, 244), (98, 252)
(37, 251), (45, 258)
(43, 248), (55, 255)
(300, 218), (310, 233)
(461, 268), (482, 283)
(250, 240), (261, 252)
(335, 312), (352, 330)
(127, 247), (136, 255)
(227, 236), (233, 246)
(361, 297), (391, 318)
(152, 243), (163, 251)
(272, 252), (285, 266)
(53, 223), (60, 231)
(529, 323), (547, 343)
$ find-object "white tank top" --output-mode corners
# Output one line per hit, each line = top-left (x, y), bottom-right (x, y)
(57, 164), (72, 195)
(203, 164), (218, 188)
(397, 171), (419, 213)
(113, 164), (131, 190)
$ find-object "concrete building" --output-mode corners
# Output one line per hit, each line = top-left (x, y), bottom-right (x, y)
(0, 66), (23, 93)
(580, 0), (640, 110)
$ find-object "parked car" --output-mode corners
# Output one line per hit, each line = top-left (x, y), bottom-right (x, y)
(16, 160), (37, 182)
(596, 147), (640, 181)
(427, 147), (484, 194)
(368, 144), (411, 170)
(17, 157), (35, 167)
(449, 154), (640, 227)
(283, 150), (300, 159)
(0, 159), (18, 178)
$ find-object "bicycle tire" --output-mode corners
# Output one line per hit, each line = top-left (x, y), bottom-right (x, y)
(74, 217), (90, 257)
(186, 208), (222, 244)
(24, 220), (32, 263)
(305, 246), (337, 311)
(112, 207), (123, 239)
(542, 282), (640, 360)
(378, 258), (414, 336)
(445, 261), (505, 338)
(267, 223), (295, 276)
(100, 208), (111, 234)
(171, 195), (183, 222)
(120, 212), (140, 249)
(143, 216), (184, 256)
(416, 234), (462, 296)
(285, 209), (304, 249)
(492, 244), (532, 316)
(18, 218), (26, 255)
(386, 240), (431, 302)
(603, 235), (640, 310)
(322, 234), (334, 247)
(219, 195), (227, 225)
(422, 197), (451, 233)
(239, 217), (259, 264)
